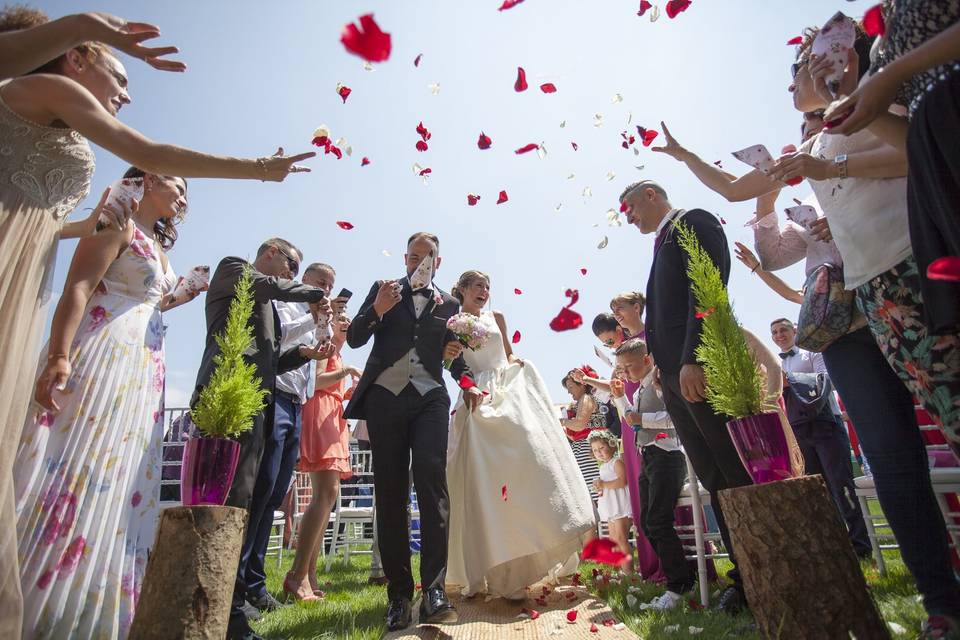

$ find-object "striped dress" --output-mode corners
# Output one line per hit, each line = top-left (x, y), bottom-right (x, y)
(567, 395), (607, 502)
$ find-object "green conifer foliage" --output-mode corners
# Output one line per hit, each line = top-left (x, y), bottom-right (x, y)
(674, 221), (765, 419)
(192, 265), (268, 438)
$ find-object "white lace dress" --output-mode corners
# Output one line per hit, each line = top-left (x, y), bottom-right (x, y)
(446, 311), (595, 597)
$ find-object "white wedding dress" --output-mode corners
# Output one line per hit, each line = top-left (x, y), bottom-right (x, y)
(446, 311), (595, 598)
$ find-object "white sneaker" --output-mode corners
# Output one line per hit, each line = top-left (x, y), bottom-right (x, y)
(646, 590), (683, 611)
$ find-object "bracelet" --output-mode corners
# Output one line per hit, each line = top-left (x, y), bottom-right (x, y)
(751, 265), (759, 274)
(255, 157), (267, 182)
(47, 352), (68, 361)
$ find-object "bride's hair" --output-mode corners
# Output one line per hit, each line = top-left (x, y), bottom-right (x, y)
(451, 270), (490, 304)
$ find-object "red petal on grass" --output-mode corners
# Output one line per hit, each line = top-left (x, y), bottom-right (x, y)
(581, 537), (628, 565)
(498, 0), (526, 10)
(514, 66), (528, 92)
(416, 121), (431, 141)
(467, 194), (481, 206)
(637, 0), (653, 16)
(580, 268), (588, 275)
(590, 624), (599, 633)
(497, 190), (509, 204)
(478, 132), (493, 149)
(416, 140), (429, 152)
(687, 598), (704, 610)
(665, 0), (692, 19)
(637, 126), (659, 146)
(786, 35), (803, 45)
(336, 221), (354, 230)
(566, 610), (578, 623)
(340, 14), (392, 62)
(512, 330), (521, 344)
(514, 288), (522, 295)
(694, 307), (715, 319)
(571, 574), (581, 586)
(540, 82), (557, 93)
(414, 53), (423, 67)
(337, 84), (352, 103)
(571, 142), (579, 151)
(458, 375), (477, 390)
(863, 4), (885, 37)
(502, 485), (508, 500)
(927, 256), (960, 282)
(515, 143), (539, 154)
(603, 619), (616, 627)
(361, 157), (370, 166)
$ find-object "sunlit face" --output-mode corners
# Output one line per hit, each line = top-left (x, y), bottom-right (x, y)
(405, 238), (440, 278)
(303, 268), (335, 296)
(597, 329), (622, 350)
(789, 59), (825, 113)
(262, 245), (300, 279)
(69, 49), (130, 117)
(591, 439), (615, 463)
(564, 378), (586, 399)
(615, 351), (652, 383)
(333, 315), (350, 345)
(611, 301), (642, 332)
(462, 277), (490, 310)
(770, 322), (797, 352)
(622, 188), (662, 234)
(142, 174), (187, 222)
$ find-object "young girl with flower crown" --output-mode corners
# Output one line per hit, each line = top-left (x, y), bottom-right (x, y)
(589, 430), (633, 571)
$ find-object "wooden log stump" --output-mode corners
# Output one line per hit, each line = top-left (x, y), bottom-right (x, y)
(718, 476), (889, 640)
(129, 506), (246, 640)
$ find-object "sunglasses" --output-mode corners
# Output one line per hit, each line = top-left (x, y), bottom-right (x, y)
(601, 337), (618, 348)
(791, 57), (809, 80)
(276, 246), (299, 277)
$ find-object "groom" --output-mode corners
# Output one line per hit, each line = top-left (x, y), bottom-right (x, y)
(345, 232), (482, 631)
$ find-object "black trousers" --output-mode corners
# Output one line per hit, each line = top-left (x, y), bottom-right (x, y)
(365, 384), (451, 602)
(638, 446), (692, 594)
(659, 371), (753, 588)
(792, 419), (871, 555)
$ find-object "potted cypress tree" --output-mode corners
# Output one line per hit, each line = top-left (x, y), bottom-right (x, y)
(182, 266), (268, 506)
(674, 222), (797, 484)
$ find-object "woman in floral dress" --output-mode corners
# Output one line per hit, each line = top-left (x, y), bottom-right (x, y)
(14, 167), (201, 639)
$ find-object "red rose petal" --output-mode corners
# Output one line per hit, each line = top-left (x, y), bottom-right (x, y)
(416, 121), (432, 141)
(928, 256), (960, 282)
(637, 126), (659, 147)
(467, 194), (481, 206)
(497, 190), (509, 204)
(655, 432), (668, 441)
(458, 375), (477, 390)
(603, 619), (616, 627)
(713, 160), (723, 168)
(688, 598), (704, 610)
(540, 82), (557, 94)
(571, 142), (579, 151)
(565, 591), (577, 601)
(336, 221), (355, 230)
(514, 66), (528, 92)
(502, 485), (508, 500)
(590, 623), (599, 633)
(694, 307), (715, 319)
(550, 289), (583, 332)
(785, 176), (803, 186)
(863, 4), (885, 37)
(665, 0), (692, 19)
(515, 143), (539, 154)
(312, 135), (330, 148)
(512, 330), (521, 344)
(327, 145), (343, 159)
(478, 132), (493, 150)
(498, 0), (526, 10)
(620, 201), (628, 213)
(514, 288), (522, 295)
(580, 268), (587, 275)
(571, 574), (581, 586)
(418, 167), (432, 176)
(566, 610), (578, 623)
(637, 0), (652, 16)
(720, 217), (727, 225)
(542, 586), (551, 596)
(361, 157), (370, 166)
(786, 35), (803, 45)
(340, 14), (392, 63)
(581, 537), (628, 566)
(337, 84), (352, 103)
(414, 53), (423, 67)
(416, 140), (429, 152)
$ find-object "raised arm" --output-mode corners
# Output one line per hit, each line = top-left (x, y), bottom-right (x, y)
(347, 282), (385, 349)
(735, 242), (804, 305)
(561, 394), (597, 432)
(770, 143), (908, 184)
(0, 11), (184, 81)
(749, 189), (809, 272)
(651, 122), (781, 202)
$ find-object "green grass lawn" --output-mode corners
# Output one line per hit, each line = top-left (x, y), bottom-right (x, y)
(252, 548), (925, 639)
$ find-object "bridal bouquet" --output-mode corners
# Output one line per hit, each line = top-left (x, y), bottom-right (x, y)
(444, 313), (490, 369)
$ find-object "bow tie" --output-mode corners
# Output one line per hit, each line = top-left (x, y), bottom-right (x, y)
(411, 288), (433, 298)
(779, 349), (797, 359)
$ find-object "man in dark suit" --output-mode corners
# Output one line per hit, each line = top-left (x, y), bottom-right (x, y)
(620, 180), (753, 614)
(192, 238), (333, 640)
(345, 232), (482, 631)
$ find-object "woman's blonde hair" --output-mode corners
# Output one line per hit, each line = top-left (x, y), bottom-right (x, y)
(588, 429), (619, 454)
(0, 5), (113, 75)
(609, 291), (646, 314)
(451, 270), (490, 304)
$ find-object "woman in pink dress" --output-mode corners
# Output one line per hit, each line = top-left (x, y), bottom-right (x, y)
(285, 316), (361, 599)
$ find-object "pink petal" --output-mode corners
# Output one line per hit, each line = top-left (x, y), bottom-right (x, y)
(566, 610), (578, 623)
(540, 83), (557, 94)
(637, 0), (653, 16)
(361, 157), (370, 166)
(514, 67), (528, 92)
(336, 221), (355, 230)
(515, 143), (539, 154)
(512, 330), (521, 343)
(502, 485), (508, 500)
(498, 0), (526, 10)
(863, 4), (885, 37)
(580, 268), (587, 275)
(414, 53), (423, 67)
(497, 190), (509, 204)
(786, 35), (803, 45)
(478, 132), (493, 150)
(514, 288), (522, 295)
(467, 194), (481, 206)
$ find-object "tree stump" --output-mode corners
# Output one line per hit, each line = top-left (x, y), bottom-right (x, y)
(129, 506), (246, 640)
(718, 476), (889, 640)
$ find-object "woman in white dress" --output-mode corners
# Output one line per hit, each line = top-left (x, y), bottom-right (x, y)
(445, 270), (595, 600)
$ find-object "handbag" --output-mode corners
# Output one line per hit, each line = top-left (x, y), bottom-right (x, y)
(795, 263), (865, 352)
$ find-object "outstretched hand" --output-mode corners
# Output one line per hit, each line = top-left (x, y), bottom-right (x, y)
(257, 147), (316, 182)
(86, 12), (186, 72)
(300, 340), (336, 361)
(734, 241), (761, 272)
(650, 121), (690, 161)
(822, 66), (902, 136)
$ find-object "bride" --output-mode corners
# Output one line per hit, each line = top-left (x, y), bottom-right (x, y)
(444, 270), (595, 599)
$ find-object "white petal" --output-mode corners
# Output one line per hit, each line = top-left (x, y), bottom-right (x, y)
(567, 174), (576, 181)
(626, 594), (637, 608)
(582, 186), (593, 198)
(612, 93), (623, 104)
(689, 627), (704, 635)
(598, 236), (609, 249)
(634, 147), (640, 156)
(593, 114), (604, 127)
(635, 165), (645, 171)
(537, 143), (547, 160)
(362, 61), (374, 71)
(665, 624), (680, 633)
(650, 5), (660, 21)
(555, 203), (563, 212)
(429, 82), (441, 95)
(606, 171), (616, 181)
(626, 111), (633, 125)
(560, 120), (566, 128)
(313, 125), (331, 139)
(382, 250), (392, 257)
(888, 622), (907, 635)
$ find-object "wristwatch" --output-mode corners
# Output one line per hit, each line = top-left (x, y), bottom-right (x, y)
(834, 154), (848, 180)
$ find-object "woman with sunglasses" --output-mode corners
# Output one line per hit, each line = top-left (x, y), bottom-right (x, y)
(14, 165), (201, 639)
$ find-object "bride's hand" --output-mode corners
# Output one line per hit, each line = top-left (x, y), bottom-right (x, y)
(464, 387), (483, 412)
(443, 341), (464, 362)
(509, 354), (525, 367)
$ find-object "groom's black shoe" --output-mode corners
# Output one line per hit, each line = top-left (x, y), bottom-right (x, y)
(386, 598), (413, 631)
(419, 587), (459, 625)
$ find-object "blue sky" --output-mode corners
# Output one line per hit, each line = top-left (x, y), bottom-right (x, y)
(38, 0), (861, 408)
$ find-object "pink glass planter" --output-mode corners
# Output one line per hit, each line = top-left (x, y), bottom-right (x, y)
(726, 412), (793, 484)
(180, 436), (240, 506)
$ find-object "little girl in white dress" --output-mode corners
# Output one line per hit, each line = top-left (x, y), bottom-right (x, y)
(589, 430), (633, 570)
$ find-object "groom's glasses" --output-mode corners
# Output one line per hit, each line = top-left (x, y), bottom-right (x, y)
(277, 247), (299, 277)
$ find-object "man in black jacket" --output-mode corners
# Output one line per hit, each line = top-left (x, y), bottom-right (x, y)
(620, 180), (753, 614)
(345, 232), (482, 631)
(192, 238), (332, 640)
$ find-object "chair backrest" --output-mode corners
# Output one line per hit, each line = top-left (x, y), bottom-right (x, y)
(292, 471), (313, 518)
(160, 407), (191, 505)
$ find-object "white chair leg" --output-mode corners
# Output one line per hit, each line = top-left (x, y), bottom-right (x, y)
(858, 494), (886, 576)
(326, 510), (342, 573)
(277, 521), (285, 568)
(685, 456), (709, 608)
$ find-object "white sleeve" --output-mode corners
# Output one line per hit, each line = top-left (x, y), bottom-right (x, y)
(640, 411), (673, 431)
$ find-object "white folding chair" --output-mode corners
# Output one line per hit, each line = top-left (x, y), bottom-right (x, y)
(675, 454), (728, 608)
(159, 408), (190, 509)
(325, 450), (376, 570)
(266, 510), (286, 567)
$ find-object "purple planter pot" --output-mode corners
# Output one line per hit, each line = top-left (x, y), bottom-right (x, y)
(726, 412), (793, 485)
(180, 436), (240, 506)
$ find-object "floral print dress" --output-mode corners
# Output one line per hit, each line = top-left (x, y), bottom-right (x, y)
(14, 222), (175, 639)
